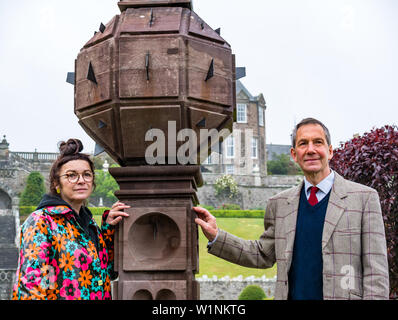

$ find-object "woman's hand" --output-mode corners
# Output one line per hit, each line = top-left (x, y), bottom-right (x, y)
(106, 201), (131, 226)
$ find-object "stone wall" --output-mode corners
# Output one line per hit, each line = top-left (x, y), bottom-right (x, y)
(197, 173), (302, 209)
(197, 275), (276, 300)
(0, 207), (19, 300)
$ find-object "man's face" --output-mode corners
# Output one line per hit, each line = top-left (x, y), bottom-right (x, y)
(291, 124), (333, 178)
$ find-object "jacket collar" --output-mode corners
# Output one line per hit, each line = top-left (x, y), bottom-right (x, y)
(42, 206), (73, 215)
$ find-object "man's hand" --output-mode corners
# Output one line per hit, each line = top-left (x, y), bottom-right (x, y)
(193, 206), (219, 242)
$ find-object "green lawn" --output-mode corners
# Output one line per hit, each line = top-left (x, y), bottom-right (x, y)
(93, 216), (276, 279)
(196, 218), (276, 279)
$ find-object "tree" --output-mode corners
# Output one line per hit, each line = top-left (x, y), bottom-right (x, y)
(19, 172), (46, 206)
(267, 153), (303, 175)
(89, 169), (119, 207)
(329, 125), (398, 299)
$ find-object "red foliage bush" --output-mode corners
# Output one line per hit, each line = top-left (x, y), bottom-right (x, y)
(330, 125), (398, 299)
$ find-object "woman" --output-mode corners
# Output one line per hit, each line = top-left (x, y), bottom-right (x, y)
(12, 139), (129, 300)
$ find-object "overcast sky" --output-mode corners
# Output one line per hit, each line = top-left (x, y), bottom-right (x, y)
(0, 0), (397, 153)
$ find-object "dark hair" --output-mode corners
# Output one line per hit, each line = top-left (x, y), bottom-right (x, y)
(291, 118), (331, 147)
(49, 139), (96, 195)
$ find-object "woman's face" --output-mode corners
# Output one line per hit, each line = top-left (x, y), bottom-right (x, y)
(56, 160), (94, 205)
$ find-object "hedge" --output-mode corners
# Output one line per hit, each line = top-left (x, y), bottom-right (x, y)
(85, 208), (265, 218)
(209, 210), (265, 218)
(19, 207), (265, 219)
(89, 207), (111, 216)
(19, 206), (37, 215)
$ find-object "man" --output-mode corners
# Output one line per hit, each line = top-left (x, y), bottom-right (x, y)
(194, 118), (390, 300)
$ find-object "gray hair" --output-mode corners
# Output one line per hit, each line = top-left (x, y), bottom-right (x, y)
(291, 118), (331, 147)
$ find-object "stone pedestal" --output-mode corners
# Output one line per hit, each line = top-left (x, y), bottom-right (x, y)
(109, 165), (202, 300)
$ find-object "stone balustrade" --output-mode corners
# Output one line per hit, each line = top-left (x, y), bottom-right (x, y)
(196, 275), (276, 300)
(11, 152), (59, 162)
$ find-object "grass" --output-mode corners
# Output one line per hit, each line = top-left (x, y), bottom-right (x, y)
(196, 218), (277, 279)
(94, 216), (276, 279)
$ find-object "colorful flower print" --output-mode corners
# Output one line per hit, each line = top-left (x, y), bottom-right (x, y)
(90, 291), (103, 300)
(21, 267), (41, 290)
(78, 270), (92, 288)
(74, 248), (92, 271)
(99, 248), (108, 269)
(59, 252), (75, 272)
(60, 279), (81, 300)
(13, 205), (116, 300)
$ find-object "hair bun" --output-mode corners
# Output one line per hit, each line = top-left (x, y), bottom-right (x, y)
(58, 139), (84, 156)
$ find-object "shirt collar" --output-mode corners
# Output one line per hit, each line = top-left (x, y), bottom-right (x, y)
(304, 170), (335, 195)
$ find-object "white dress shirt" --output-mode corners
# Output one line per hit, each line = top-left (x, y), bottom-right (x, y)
(303, 170), (335, 202)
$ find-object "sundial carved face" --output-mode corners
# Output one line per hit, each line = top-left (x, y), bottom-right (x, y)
(74, 0), (235, 166)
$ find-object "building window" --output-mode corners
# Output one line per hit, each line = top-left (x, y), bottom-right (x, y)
(203, 154), (212, 164)
(258, 106), (264, 127)
(252, 137), (258, 159)
(237, 104), (247, 123)
(226, 136), (234, 158)
(253, 163), (260, 173)
(226, 164), (234, 175)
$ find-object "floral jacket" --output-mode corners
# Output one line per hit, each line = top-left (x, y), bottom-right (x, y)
(12, 204), (115, 300)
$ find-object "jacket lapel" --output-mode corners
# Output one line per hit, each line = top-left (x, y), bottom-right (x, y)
(322, 172), (348, 249)
(284, 172), (349, 267)
(284, 182), (303, 268)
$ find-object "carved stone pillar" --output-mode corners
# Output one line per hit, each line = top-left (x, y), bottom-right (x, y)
(109, 165), (202, 300)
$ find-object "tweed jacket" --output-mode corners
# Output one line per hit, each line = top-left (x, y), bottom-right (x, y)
(208, 172), (390, 300)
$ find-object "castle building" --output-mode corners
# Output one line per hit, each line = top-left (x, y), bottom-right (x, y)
(201, 80), (267, 178)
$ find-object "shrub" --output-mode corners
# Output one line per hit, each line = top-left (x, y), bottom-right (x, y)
(330, 125), (398, 299)
(238, 285), (266, 300)
(19, 172), (46, 206)
(214, 175), (239, 199)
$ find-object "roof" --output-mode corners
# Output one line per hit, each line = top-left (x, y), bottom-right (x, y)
(236, 80), (266, 106)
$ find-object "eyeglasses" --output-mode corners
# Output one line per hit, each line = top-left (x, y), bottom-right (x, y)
(60, 171), (94, 184)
